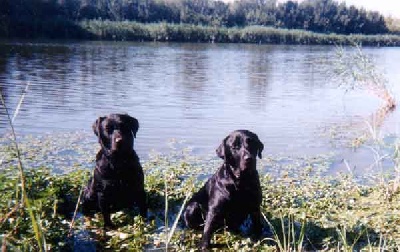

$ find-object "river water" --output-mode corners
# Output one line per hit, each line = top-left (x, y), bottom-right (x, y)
(1, 41), (400, 176)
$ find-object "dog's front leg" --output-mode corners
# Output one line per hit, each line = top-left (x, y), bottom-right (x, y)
(250, 208), (262, 238)
(137, 190), (147, 219)
(98, 192), (114, 229)
(201, 208), (222, 250)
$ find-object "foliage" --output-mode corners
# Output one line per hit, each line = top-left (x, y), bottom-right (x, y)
(386, 17), (400, 34)
(1, 136), (400, 250)
(0, 167), (87, 250)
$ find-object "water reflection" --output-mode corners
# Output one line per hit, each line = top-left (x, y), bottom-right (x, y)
(245, 46), (274, 110)
(175, 44), (209, 103)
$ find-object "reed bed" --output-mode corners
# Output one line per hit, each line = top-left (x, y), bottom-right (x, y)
(78, 20), (400, 46)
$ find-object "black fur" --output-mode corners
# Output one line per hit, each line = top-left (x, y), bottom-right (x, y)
(183, 130), (264, 249)
(82, 114), (147, 228)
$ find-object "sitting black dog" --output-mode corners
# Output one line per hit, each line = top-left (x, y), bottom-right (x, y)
(82, 114), (147, 228)
(183, 130), (264, 249)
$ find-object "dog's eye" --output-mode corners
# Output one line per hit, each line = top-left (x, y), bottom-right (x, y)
(249, 145), (257, 153)
(105, 125), (113, 133)
(120, 125), (130, 132)
(232, 145), (240, 150)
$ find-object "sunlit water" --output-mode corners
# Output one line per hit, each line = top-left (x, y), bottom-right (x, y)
(1, 41), (400, 177)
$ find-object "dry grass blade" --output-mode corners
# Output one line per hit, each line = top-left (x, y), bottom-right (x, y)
(0, 204), (20, 226)
(164, 173), (169, 251)
(166, 190), (192, 245)
(68, 185), (85, 236)
(12, 82), (30, 124)
(1, 235), (7, 252)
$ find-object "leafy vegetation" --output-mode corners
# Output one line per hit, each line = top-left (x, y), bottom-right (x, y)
(0, 0), (399, 44)
(1, 130), (400, 250)
(0, 167), (86, 250)
(386, 17), (400, 34)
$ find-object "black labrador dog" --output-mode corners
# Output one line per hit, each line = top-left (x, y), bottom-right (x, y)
(82, 114), (147, 228)
(183, 130), (264, 249)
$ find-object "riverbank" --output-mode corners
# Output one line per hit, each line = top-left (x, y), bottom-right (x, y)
(79, 21), (400, 46)
(5, 19), (400, 46)
(1, 139), (400, 251)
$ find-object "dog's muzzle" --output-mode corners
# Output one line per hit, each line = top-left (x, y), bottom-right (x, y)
(111, 131), (125, 151)
(241, 153), (256, 171)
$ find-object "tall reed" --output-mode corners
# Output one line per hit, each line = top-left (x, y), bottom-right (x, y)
(0, 83), (45, 251)
(334, 44), (396, 107)
(262, 211), (306, 251)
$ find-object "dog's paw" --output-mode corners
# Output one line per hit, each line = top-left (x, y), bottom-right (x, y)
(200, 240), (211, 251)
(103, 222), (117, 231)
(201, 245), (210, 252)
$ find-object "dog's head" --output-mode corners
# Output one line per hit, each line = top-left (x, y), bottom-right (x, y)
(93, 114), (139, 156)
(216, 130), (264, 176)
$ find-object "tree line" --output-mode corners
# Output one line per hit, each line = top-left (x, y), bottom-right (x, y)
(0, 0), (390, 39)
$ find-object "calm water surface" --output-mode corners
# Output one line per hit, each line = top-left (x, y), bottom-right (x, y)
(1, 41), (400, 175)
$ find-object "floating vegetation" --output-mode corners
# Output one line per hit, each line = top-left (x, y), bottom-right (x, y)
(1, 133), (400, 250)
(0, 131), (97, 174)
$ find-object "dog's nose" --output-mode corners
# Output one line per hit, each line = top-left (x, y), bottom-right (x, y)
(244, 154), (254, 161)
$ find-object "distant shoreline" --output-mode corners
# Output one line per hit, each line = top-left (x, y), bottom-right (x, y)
(3, 20), (400, 47)
(68, 21), (400, 47)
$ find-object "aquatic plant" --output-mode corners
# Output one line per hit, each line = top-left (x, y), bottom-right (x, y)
(1, 135), (400, 250)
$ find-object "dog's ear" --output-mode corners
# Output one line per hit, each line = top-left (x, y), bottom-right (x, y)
(126, 115), (139, 138)
(92, 116), (106, 136)
(216, 136), (228, 160)
(257, 139), (264, 159)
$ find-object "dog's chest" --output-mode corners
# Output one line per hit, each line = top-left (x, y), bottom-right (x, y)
(97, 157), (138, 179)
(229, 182), (260, 204)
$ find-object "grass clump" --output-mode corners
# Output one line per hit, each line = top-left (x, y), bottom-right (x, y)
(0, 166), (87, 250)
